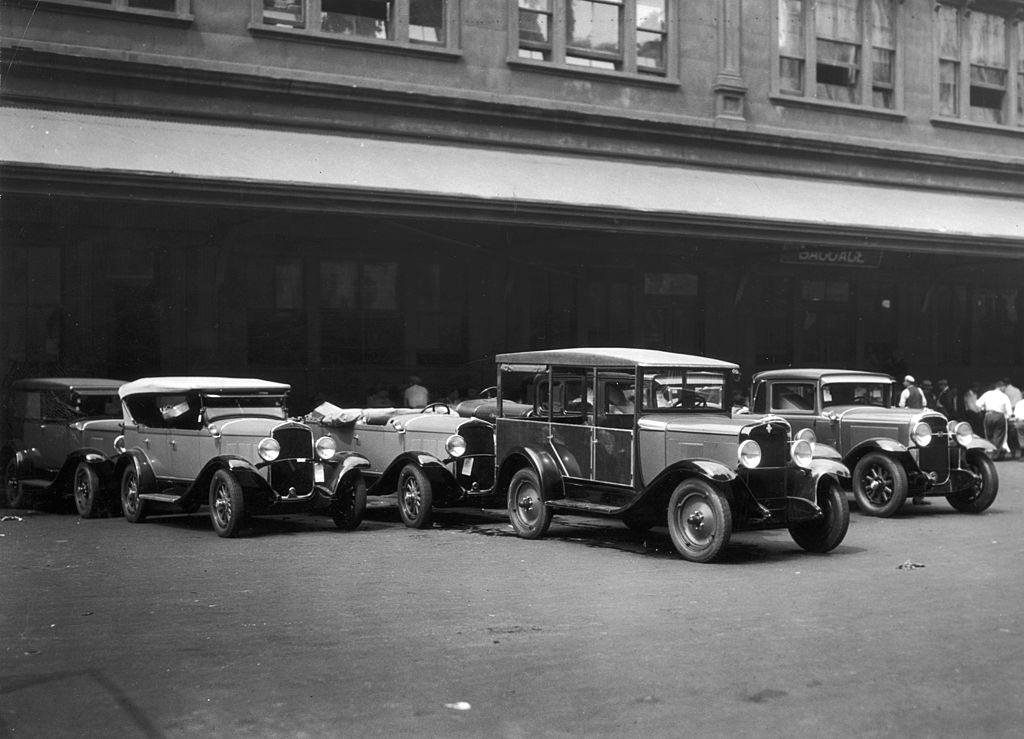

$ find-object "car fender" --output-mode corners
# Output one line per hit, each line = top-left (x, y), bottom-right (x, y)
(114, 449), (158, 495)
(808, 457), (851, 487)
(372, 451), (457, 496)
(496, 446), (564, 502)
(845, 438), (911, 469)
(962, 437), (997, 454)
(325, 452), (371, 492)
(190, 456), (265, 499)
(51, 448), (119, 494)
(635, 459), (737, 509)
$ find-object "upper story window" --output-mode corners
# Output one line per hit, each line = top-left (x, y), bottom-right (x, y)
(515, 0), (671, 78)
(936, 4), (1023, 128)
(261, 0), (451, 46)
(776, 0), (899, 110)
(26, 0), (192, 18)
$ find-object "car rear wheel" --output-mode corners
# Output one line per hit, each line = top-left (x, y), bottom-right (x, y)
(852, 452), (908, 517)
(507, 467), (552, 539)
(74, 462), (103, 518)
(667, 478), (731, 563)
(946, 452), (998, 513)
(209, 469), (246, 538)
(789, 480), (850, 553)
(397, 464), (433, 529)
(332, 475), (367, 531)
(4, 459), (27, 509)
(120, 465), (147, 523)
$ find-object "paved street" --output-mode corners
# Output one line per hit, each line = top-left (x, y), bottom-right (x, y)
(2, 461), (1023, 738)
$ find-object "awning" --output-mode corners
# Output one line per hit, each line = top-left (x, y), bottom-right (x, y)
(2, 105), (1021, 251)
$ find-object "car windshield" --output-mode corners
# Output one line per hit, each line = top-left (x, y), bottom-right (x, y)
(640, 369), (728, 412)
(821, 382), (892, 408)
(201, 393), (289, 421)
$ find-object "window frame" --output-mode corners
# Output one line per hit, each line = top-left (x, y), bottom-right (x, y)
(12, 0), (194, 24)
(771, 0), (905, 116)
(252, 0), (462, 57)
(932, 2), (1023, 131)
(508, 0), (678, 84)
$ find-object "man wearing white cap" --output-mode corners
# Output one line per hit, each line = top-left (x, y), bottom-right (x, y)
(898, 375), (927, 409)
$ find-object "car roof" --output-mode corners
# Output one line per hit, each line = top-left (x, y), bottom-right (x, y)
(12, 377), (126, 394)
(496, 347), (738, 370)
(119, 377), (290, 398)
(753, 368), (895, 383)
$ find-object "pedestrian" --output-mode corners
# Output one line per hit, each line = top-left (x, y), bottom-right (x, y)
(964, 383), (983, 435)
(1004, 379), (1022, 458)
(1004, 378), (1023, 406)
(977, 380), (1013, 460)
(403, 375), (429, 408)
(1012, 396), (1024, 460)
(920, 379), (936, 408)
(898, 375), (927, 409)
(934, 379), (955, 418)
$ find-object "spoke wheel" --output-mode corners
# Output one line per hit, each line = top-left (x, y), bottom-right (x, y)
(507, 467), (552, 539)
(74, 462), (102, 518)
(4, 459), (26, 509)
(397, 464), (433, 529)
(667, 479), (731, 563)
(120, 465), (147, 523)
(332, 475), (367, 531)
(947, 453), (999, 513)
(852, 452), (908, 517)
(209, 469), (246, 538)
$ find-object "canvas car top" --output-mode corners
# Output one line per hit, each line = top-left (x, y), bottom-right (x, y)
(753, 368), (893, 383)
(496, 347), (739, 370)
(118, 377), (290, 398)
(12, 377), (126, 394)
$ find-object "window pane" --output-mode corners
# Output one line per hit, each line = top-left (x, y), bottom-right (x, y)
(360, 263), (398, 311)
(780, 56), (804, 92)
(275, 261), (303, 311)
(321, 0), (391, 39)
(320, 261), (357, 312)
(128, 0), (176, 9)
(872, 47), (893, 84)
(817, 39), (860, 103)
(937, 5), (959, 58)
(939, 60), (958, 115)
(264, 0), (304, 27)
(969, 12), (1005, 68)
(816, 0), (860, 44)
(519, 9), (551, 45)
(409, 0), (445, 44)
(778, 0), (804, 58)
(870, 0), (893, 49)
(637, 30), (664, 70)
(636, 0), (664, 32)
(568, 0), (622, 55)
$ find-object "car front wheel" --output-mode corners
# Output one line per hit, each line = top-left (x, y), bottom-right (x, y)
(209, 469), (246, 538)
(74, 462), (103, 518)
(332, 475), (367, 531)
(789, 480), (849, 553)
(852, 452), (908, 517)
(947, 452), (998, 513)
(397, 464), (433, 529)
(120, 464), (147, 523)
(666, 478), (731, 563)
(507, 467), (552, 539)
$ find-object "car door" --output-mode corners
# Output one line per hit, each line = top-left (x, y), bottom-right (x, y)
(36, 390), (74, 470)
(545, 370), (593, 485)
(164, 393), (206, 483)
(592, 373), (635, 487)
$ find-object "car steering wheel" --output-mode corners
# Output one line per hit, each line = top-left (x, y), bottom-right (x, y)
(420, 402), (451, 414)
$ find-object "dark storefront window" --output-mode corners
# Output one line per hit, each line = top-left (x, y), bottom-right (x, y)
(320, 260), (402, 365)
(975, 288), (1021, 364)
(642, 272), (701, 354)
(755, 278), (794, 367)
(586, 267), (633, 346)
(2, 247), (63, 366)
(797, 278), (853, 365)
(413, 263), (467, 365)
(529, 270), (578, 348)
(249, 258), (307, 366)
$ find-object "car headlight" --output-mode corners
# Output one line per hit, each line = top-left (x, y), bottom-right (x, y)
(257, 437), (280, 462)
(445, 434), (467, 458)
(794, 428), (816, 445)
(315, 435), (336, 460)
(790, 439), (813, 469)
(950, 421), (973, 447)
(738, 439), (762, 469)
(911, 421), (932, 448)
(113, 435), (126, 454)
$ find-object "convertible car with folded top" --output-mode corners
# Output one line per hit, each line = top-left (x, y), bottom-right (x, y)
(3, 377), (125, 517)
(489, 348), (852, 563)
(747, 369), (998, 516)
(115, 377), (369, 537)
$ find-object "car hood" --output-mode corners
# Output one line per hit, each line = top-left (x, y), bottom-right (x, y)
(638, 413), (780, 435)
(390, 413), (468, 433)
(829, 406), (945, 425)
(207, 416), (294, 438)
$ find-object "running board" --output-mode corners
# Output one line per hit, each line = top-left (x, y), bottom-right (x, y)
(138, 493), (184, 504)
(546, 499), (622, 515)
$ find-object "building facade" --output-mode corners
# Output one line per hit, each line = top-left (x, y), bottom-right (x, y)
(1, 0), (1022, 413)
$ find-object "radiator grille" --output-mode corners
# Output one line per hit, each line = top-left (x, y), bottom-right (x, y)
(273, 425), (313, 459)
(269, 459), (315, 496)
(742, 421), (789, 469)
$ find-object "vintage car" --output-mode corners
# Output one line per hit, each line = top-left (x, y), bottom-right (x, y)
(115, 377), (369, 537)
(492, 348), (851, 563)
(2, 377), (126, 517)
(308, 400), (501, 529)
(748, 369), (999, 516)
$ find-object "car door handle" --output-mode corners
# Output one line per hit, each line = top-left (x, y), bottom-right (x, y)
(144, 438), (150, 448)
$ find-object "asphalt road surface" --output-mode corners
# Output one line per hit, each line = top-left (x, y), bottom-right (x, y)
(3, 461), (1023, 738)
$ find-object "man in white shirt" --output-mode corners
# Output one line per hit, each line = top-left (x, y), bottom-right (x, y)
(898, 375), (927, 409)
(977, 380), (1013, 460)
(1013, 397), (1024, 461)
(403, 376), (429, 408)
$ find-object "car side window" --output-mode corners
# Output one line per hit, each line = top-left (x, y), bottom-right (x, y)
(41, 391), (81, 421)
(751, 381), (767, 413)
(597, 374), (635, 428)
(770, 383), (816, 412)
(157, 394), (203, 430)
